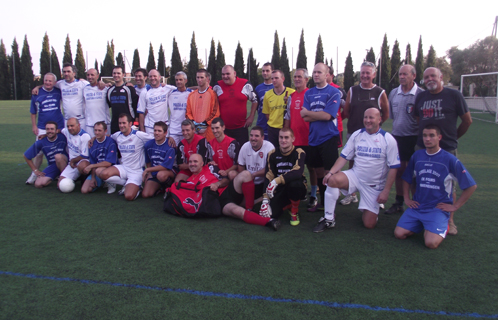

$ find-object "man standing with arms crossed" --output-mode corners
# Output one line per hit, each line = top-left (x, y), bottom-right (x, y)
(213, 65), (258, 147)
(167, 72), (192, 145)
(413, 67), (472, 235)
(385, 65), (424, 214)
(186, 69), (220, 142)
(83, 68), (110, 138)
(254, 62), (274, 140)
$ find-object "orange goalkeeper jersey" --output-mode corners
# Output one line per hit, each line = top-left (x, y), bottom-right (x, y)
(186, 87), (220, 141)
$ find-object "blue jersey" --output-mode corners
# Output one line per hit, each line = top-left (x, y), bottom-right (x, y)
(254, 82), (274, 135)
(144, 139), (176, 177)
(24, 134), (68, 165)
(30, 87), (64, 130)
(302, 84), (341, 146)
(89, 136), (118, 165)
(402, 149), (476, 210)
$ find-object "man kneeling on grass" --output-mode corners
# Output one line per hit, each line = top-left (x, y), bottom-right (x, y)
(164, 153), (280, 230)
(394, 124), (476, 249)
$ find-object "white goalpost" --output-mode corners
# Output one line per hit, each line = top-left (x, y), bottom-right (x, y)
(99, 76), (168, 85)
(460, 72), (498, 124)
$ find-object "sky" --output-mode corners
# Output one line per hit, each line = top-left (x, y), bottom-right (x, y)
(1, 0), (496, 78)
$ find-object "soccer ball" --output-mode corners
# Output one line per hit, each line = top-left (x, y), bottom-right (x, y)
(59, 178), (75, 193)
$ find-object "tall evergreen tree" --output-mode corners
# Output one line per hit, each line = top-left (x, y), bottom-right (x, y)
(0, 40), (11, 99)
(132, 49), (140, 73)
(116, 52), (124, 74)
(101, 41), (115, 77)
(20, 35), (34, 99)
(390, 40), (401, 90)
(207, 39), (217, 87)
(215, 41), (226, 83)
(169, 37), (183, 85)
(51, 47), (62, 79)
(415, 36), (424, 84)
(75, 39), (86, 79)
(405, 43), (413, 65)
(271, 31), (280, 70)
(146, 43), (156, 72)
(233, 42), (245, 78)
(11, 38), (22, 100)
(378, 34), (391, 91)
(296, 29), (307, 69)
(314, 34), (324, 64)
(63, 34), (72, 65)
(425, 45), (437, 69)
(51, 47), (61, 80)
(365, 47), (376, 63)
(280, 38), (291, 87)
(344, 51), (355, 93)
(157, 43), (166, 76)
(187, 33), (199, 87)
(94, 59), (99, 73)
(40, 32), (50, 78)
(247, 48), (259, 86)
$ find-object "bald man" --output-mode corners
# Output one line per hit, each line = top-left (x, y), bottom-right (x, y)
(313, 108), (400, 232)
(413, 67), (472, 235)
(83, 68), (110, 138)
(213, 65), (258, 147)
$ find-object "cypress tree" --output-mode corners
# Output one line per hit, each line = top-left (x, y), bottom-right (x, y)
(425, 45), (437, 69)
(365, 47), (376, 64)
(0, 40), (11, 99)
(390, 40), (401, 90)
(405, 43), (413, 65)
(157, 43), (166, 76)
(20, 35), (34, 99)
(233, 42), (245, 78)
(146, 43), (156, 72)
(296, 29), (307, 69)
(280, 38), (291, 87)
(187, 32), (199, 87)
(314, 34), (324, 64)
(75, 39), (86, 79)
(271, 31), (280, 70)
(207, 38), (217, 87)
(40, 32), (50, 78)
(415, 36), (424, 84)
(51, 47), (61, 80)
(101, 41), (115, 76)
(344, 51), (355, 93)
(247, 48), (259, 86)
(169, 37), (183, 85)
(116, 52), (124, 74)
(94, 59), (99, 73)
(132, 49), (140, 73)
(378, 34), (391, 91)
(63, 34), (72, 65)
(11, 38), (22, 100)
(215, 41), (226, 83)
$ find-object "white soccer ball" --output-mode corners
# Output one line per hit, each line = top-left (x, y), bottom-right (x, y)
(59, 178), (75, 193)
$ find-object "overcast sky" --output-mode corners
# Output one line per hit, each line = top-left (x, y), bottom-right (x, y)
(1, 0), (495, 77)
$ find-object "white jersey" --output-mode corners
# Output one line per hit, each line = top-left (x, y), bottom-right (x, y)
(134, 84), (151, 97)
(137, 85), (176, 130)
(61, 128), (91, 160)
(111, 130), (152, 172)
(340, 128), (400, 188)
(238, 140), (275, 185)
(83, 85), (110, 126)
(56, 79), (89, 120)
(167, 88), (192, 136)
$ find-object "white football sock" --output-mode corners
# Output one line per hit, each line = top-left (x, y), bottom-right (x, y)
(324, 186), (339, 221)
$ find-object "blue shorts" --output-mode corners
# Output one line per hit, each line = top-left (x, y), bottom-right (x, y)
(85, 175), (103, 192)
(396, 208), (449, 238)
(43, 164), (61, 180)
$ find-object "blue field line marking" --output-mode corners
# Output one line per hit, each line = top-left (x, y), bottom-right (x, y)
(1, 270), (497, 318)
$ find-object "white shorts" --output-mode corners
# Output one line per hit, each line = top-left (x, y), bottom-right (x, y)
(341, 169), (383, 215)
(86, 125), (95, 138)
(115, 164), (143, 186)
(145, 126), (154, 134)
(60, 159), (88, 180)
(36, 128), (46, 141)
(169, 134), (183, 146)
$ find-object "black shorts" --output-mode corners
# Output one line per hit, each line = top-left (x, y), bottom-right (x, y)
(295, 145), (311, 166)
(219, 180), (244, 209)
(254, 183), (264, 199)
(147, 176), (168, 188)
(224, 127), (248, 148)
(308, 136), (339, 170)
(394, 135), (418, 162)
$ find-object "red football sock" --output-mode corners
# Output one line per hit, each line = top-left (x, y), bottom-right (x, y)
(290, 200), (300, 214)
(243, 210), (270, 226)
(241, 180), (255, 209)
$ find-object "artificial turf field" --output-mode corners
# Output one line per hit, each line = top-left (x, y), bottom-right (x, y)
(0, 101), (497, 319)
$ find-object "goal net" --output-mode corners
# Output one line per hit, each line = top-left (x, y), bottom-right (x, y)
(460, 72), (498, 124)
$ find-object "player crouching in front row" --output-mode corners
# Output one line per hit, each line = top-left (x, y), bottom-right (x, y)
(394, 124), (476, 249)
